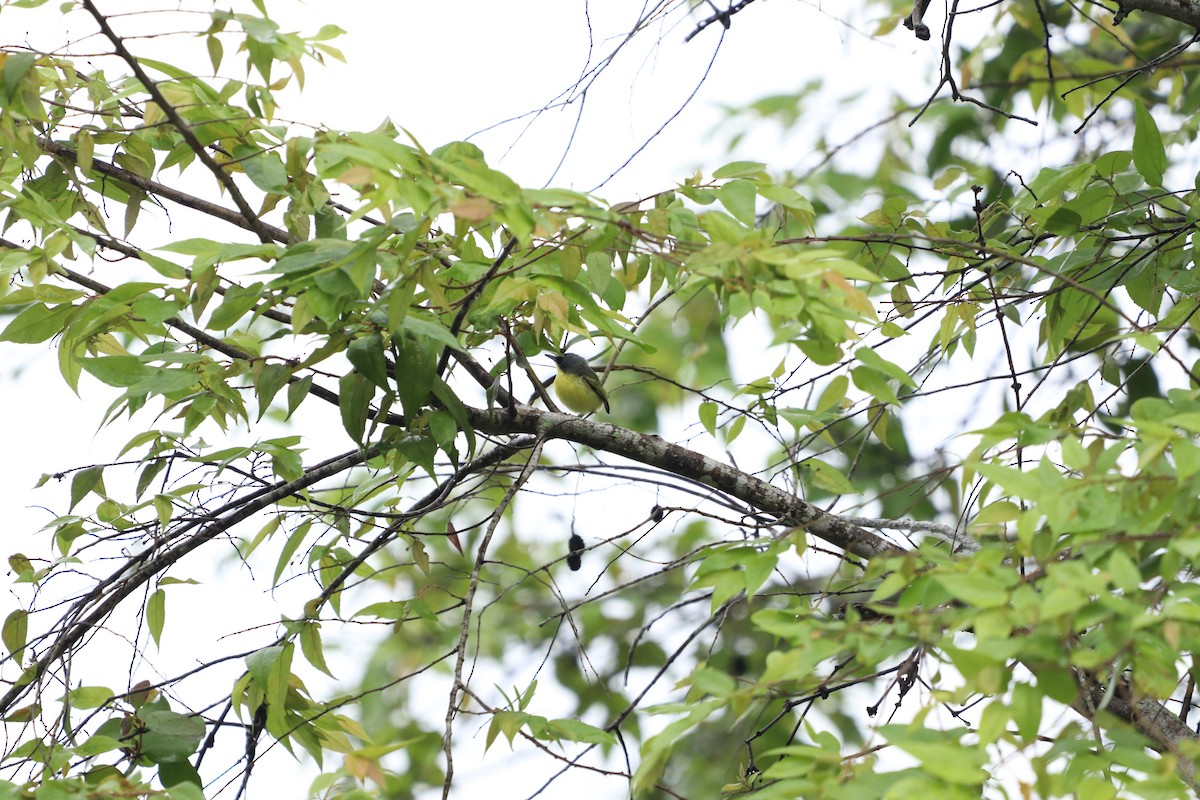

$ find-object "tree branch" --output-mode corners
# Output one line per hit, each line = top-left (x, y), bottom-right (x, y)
(684, 0), (759, 42)
(39, 138), (293, 244)
(80, 0), (281, 245)
(0, 449), (370, 717)
(1075, 673), (1200, 793)
(467, 405), (900, 560)
(1122, 0), (1200, 28)
(468, 403), (1200, 778)
(442, 436), (547, 798)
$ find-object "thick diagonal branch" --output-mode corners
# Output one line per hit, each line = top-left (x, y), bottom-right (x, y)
(1122, 0), (1200, 27)
(467, 404), (1199, 781)
(467, 405), (898, 560)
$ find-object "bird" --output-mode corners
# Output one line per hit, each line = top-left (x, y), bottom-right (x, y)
(550, 353), (609, 414)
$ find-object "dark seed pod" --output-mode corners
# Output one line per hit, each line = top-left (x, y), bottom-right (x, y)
(567, 534), (584, 571)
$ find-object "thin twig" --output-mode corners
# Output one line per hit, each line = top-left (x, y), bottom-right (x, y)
(441, 435), (547, 798)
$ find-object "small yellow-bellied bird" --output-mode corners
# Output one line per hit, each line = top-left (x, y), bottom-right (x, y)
(550, 353), (609, 414)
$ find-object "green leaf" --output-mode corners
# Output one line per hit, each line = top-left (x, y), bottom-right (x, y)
(273, 522), (312, 586)
(8, 554), (32, 577)
(300, 621), (334, 678)
(716, 179), (757, 226)
(1011, 681), (1042, 741)
(252, 362), (292, 420)
(74, 734), (122, 757)
(239, 149), (288, 193)
(699, 401), (718, 436)
(531, 275), (636, 341)
(268, 238), (355, 277)
(0, 303), (75, 343)
(68, 685), (115, 709)
(546, 718), (615, 745)
(816, 374), (848, 411)
(396, 313), (465, 353)
(690, 666), (737, 698)
(207, 282), (265, 330)
(740, 547), (779, 598)
(136, 367), (200, 396)
(801, 458), (857, 494)
(933, 573), (1010, 608)
(855, 346), (917, 389)
(712, 161), (765, 179)
(881, 726), (987, 784)
(139, 708), (205, 764)
(162, 780), (205, 800)
(148, 588), (166, 648)
(206, 32), (224, 73)
(429, 409), (458, 456)
(976, 700), (1009, 746)
(724, 413), (745, 443)
(2, 610), (28, 665)
(486, 710), (529, 750)
(3, 703), (40, 723)
(0, 284), (85, 306)
(851, 365), (899, 405)
(264, 642), (295, 738)
(286, 374), (313, 419)
(971, 461), (1049, 501)
(351, 601), (407, 620)
(247, 645), (285, 684)
(241, 516), (281, 562)
(159, 759), (204, 791)
(394, 331), (435, 419)
(347, 331), (390, 389)
(338, 371), (375, 444)
(631, 703), (720, 796)
(70, 466), (104, 511)
(1, 52), (36, 100)
(974, 500), (1019, 526)
(431, 376), (476, 457)
(81, 355), (148, 388)
(1133, 102), (1166, 187)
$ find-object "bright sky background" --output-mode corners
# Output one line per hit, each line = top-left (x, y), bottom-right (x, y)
(0, 1), (961, 796)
